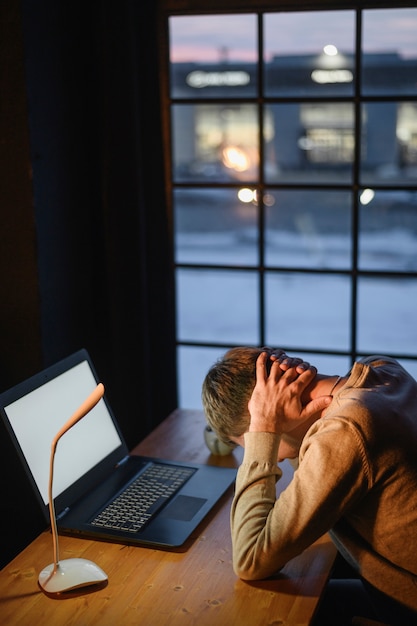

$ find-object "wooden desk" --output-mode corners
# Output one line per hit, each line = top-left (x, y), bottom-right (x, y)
(0, 409), (336, 626)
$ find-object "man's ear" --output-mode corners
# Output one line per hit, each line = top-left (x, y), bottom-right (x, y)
(231, 434), (245, 448)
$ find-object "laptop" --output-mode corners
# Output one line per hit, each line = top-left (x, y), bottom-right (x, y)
(0, 349), (236, 548)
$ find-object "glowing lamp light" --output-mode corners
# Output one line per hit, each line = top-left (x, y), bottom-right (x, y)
(222, 146), (249, 172)
(311, 69), (353, 84)
(323, 44), (338, 56)
(237, 188), (257, 203)
(360, 188), (375, 205)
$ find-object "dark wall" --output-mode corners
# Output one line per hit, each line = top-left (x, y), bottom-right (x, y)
(0, 0), (177, 568)
(0, 0), (45, 571)
(1, 3), (43, 387)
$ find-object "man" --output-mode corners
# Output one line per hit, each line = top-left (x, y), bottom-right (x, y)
(202, 347), (417, 625)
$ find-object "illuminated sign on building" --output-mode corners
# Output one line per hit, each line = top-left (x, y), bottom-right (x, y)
(311, 69), (353, 84)
(186, 70), (251, 88)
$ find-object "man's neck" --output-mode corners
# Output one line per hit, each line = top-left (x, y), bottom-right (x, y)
(302, 374), (345, 404)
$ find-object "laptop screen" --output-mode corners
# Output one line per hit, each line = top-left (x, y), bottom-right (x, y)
(3, 360), (122, 505)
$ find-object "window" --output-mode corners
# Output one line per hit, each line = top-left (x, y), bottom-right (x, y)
(161, 3), (417, 409)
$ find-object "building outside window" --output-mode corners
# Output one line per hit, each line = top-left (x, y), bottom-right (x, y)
(162, 5), (417, 409)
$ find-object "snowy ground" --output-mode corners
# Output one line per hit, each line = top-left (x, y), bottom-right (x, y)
(176, 227), (417, 409)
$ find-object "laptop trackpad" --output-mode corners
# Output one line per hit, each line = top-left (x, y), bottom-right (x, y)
(161, 495), (206, 521)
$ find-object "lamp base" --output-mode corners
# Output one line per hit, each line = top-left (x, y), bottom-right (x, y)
(38, 558), (108, 594)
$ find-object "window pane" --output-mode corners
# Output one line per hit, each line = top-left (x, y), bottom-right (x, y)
(264, 11), (355, 97)
(265, 189), (352, 269)
(177, 268), (259, 344)
(398, 359), (417, 380)
(358, 278), (417, 354)
(174, 188), (258, 266)
(360, 102), (417, 185)
(172, 104), (259, 183)
(359, 189), (417, 271)
(362, 8), (417, 96)
(265, 103), (354, 184)
(178, 346), (354, 411)
(178, 345), (227, 410)
(265, 273), (351, 351)
(169, 14), (257, 99)
(167, 9), (417, 410)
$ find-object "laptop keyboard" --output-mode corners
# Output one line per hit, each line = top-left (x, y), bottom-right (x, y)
(90, 463), (195, 533)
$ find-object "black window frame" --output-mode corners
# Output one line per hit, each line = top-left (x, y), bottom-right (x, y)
(158, 0), (417, 407)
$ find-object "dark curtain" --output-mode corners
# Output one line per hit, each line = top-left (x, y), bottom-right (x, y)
(0, 0), (176, 567)
(21, 0), (177, 447)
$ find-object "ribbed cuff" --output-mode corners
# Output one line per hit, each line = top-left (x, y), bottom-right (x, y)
(243, 431), (280, 464)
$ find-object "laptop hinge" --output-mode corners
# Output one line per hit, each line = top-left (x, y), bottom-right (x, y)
(115, 455), (129, 468)
(56, 507), (70, 521)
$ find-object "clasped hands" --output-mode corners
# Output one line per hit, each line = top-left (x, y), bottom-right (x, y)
(248, 350), (332, 436)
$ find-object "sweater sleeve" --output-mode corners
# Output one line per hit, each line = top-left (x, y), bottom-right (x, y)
(231, 420), (370, 580)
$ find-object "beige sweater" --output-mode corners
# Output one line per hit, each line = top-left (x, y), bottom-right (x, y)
(231, 357), (417, 611)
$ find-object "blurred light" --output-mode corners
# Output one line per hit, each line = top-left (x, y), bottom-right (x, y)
(298, 136), (314, 150)
(186, 70), (250, 89)
(360, 188), (375, 205)
(222, 146), (250, 172)
(397, 127), (411, 142)
(323, 44), (338, 56)
(311, 69), (353, 84)
(238, 188), (256, 203)
(237, 189), (276, 207)
(263, 193), (275, 207)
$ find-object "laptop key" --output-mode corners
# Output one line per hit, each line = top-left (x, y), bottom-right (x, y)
(90, 462), (195, 533)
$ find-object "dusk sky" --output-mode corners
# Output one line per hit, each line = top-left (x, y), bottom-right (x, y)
(169, 8), (417, 63)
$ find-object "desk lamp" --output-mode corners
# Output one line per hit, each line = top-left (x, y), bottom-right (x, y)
(38, 383), (108, 594)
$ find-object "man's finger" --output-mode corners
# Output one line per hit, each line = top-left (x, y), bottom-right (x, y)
(255, 352), (269, 381)
(295, 365), (317, 384)
(302, 395), (332, 420)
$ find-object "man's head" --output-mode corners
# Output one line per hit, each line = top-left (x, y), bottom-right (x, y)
(202, 347), (327, 461)
(202, 346), (270, 445)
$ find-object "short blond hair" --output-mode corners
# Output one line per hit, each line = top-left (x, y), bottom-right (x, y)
(202, 347), (276, 444)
